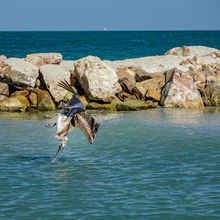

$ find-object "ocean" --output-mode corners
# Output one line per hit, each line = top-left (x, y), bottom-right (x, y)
(0, 31), (220, 219)
(0, 31), (220, 60)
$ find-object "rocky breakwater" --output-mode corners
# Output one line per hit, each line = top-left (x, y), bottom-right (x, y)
(0, 46), (219, 112)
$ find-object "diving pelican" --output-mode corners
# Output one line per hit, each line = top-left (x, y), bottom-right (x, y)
(45, 80), (100, 162)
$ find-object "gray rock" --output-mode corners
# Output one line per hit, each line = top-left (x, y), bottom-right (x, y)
(74, 56), (121, 102)
(39, 64), (71, 102)
(5, 58), (39, 89)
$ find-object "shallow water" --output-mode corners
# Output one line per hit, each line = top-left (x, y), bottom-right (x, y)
(0, 108), (220, 219)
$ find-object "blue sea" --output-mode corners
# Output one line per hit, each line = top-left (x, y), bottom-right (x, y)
(0, 31), (220, 60)
(0, 31), (220, 219)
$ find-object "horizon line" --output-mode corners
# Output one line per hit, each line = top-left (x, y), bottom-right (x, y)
(0, 29), (220, 32)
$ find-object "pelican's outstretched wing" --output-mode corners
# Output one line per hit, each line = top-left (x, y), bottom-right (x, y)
(74, 112), (100, 144)
(58, 80), (85, 117)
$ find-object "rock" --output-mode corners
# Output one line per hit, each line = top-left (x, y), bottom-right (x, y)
(87, 102), (117, 111)
(116, 100), (157, 111)
(0, 82), (9, 96)
(4, 58), (39, 89)
(145, 88), (161, 102)
(0, 95), (7, 101)
(0, 92), (30, 112)
(29, 92), (38, 106)
(132, 67), (153, 82)
(0, 63), (11, 84)
(117, 91), (137, 101)
(182, 46), (191, 56)
(160, 70), (204, 108)
(39, 64), (71, 102)
(132, 76), (165, 100)
(74, 56), (121, 102)
(25, 53), (62, 67)
(33, 88), (56, 110)
(116, 66), (136, 93)
(0, 55), (7, 63)
(11, 90), (29, 97)
(165, 46), (220, 57)
(201, 78), (220, 106)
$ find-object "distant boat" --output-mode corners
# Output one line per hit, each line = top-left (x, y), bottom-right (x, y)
(104, 27), (108, 31)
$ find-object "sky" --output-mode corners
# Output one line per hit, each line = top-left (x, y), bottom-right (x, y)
(0, 0), (220, 31)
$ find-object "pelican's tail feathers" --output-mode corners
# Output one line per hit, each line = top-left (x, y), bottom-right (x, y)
(58, 80), (77, 95)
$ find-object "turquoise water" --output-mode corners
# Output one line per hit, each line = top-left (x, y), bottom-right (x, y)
(0, 108), (220, 219)
(0, 31), (220, 60)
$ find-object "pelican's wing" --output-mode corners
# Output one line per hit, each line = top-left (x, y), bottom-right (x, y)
(74, 112), (100, 144)
(58, 80), (85, 117)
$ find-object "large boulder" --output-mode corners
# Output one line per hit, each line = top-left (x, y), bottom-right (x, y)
(25, 53), (62, 67)
(0, 90), (30, 112)
(0, 82), (9, 96)
(74, 56), (121, 102)
(160, 70), (204, 108)
(39, 64), (71, 103)
(4, 58), (39, 89)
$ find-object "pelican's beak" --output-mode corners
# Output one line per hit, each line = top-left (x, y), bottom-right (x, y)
(52, 145), (64, 163)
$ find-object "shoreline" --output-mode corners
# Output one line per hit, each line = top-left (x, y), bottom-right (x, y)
(0, 45), (220, 112)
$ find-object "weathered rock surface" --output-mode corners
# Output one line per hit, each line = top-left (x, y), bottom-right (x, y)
(116, 66), (136, 93)
(4, 58), (39, 89)
(165, 46), (220, 58)
(25, 53), (62, 67)
(75, 56), (121, 102)
(0, 82), (9, 96)
(39, 64), (71, 102)
(201, 78), (220, 106)
(160, 70), (204, 108)
(0, 63), (11, 84)
(0, 95), (7, 101)
(0, 55), (7, 63)
(33, 88), (56, 110)
(0, 91), (30, 112)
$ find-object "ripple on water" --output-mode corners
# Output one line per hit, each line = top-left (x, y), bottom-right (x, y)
(0, 108), (220, 219)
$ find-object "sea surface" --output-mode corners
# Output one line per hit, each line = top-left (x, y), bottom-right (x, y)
(0, 31), (220, 60)
(0, 31), (220, 219)
(0, 108), (220, 219)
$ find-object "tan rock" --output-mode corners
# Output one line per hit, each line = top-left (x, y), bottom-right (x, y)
(161, 70), (204, 108)
(74, 56), (121, 102)
(182, 46), (191, 56)
(87, 102), (117, 111)
(0, 82), (9, 96)
(146, 88), (161, 101)
(33, 88), (56, 110)
(25, 53), (62, 67)
(29, 92), (38, 106)
(132, 67), (153, 82)
(39, 64), (71, 103)
(116, 66), (136, 93)
(0, 94), (30, 112)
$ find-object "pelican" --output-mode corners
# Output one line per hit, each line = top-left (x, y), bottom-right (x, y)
(45, 80), (100, 162)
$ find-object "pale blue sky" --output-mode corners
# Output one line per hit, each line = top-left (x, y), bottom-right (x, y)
(1, 0), (220, 31)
